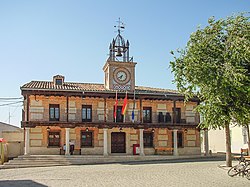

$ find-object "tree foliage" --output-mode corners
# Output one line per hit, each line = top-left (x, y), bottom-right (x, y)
(170, 13), (250, 129)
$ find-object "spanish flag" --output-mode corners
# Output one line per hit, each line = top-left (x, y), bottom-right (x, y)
(122, 92), (128, 115)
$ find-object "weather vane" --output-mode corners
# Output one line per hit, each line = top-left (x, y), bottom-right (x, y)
(114, 17), (125, 34)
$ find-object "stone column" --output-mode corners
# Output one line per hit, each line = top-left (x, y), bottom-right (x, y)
(24, 128), (30, 155)
(103, 128), (108, 156)
(140, 129), (145, 156)
(204, 129), (209, 156)
(65, 128), (70, 155)
(173, 129), (179, 156)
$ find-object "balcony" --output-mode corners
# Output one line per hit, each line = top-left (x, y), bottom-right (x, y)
(27, 109), (200, 126)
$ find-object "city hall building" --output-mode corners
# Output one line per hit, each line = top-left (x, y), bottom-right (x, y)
(21, 25), (201, 156)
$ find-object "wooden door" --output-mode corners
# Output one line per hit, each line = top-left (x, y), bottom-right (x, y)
(111, 132), (126, 153)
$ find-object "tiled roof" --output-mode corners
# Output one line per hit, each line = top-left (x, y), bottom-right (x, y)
(21, 81), (179, 95)
(21, 81), (106, 91)
(136, 86), (179, 95)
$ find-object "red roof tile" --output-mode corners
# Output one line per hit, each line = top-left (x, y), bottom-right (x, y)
(21, 81), (179, 95)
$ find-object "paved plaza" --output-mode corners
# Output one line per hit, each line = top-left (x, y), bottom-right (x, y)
(0, 160), (249, 187)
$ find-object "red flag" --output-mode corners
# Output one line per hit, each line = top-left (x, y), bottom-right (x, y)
(114, 91), (118, 121)
(122, 92), (128, 115)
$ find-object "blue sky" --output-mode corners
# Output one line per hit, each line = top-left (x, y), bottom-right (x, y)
(0, 0), (249, 127)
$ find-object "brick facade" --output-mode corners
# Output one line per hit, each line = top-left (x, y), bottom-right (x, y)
(24, 93), (201, 155)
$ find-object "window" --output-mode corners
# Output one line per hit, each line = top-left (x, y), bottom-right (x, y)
(158, 112), (164, 123)
(114, 106), (124, 122)
(144, 132), (153, 147)
(172, 131), (184, 148)
(49, 104), (60, 121)
(48, 131), (60, 147)
(158, 112), (172, 123)
(143, 107), (152, 123)
(55, 79), (63, 85)
(165, 112), (172, 123)
(82, 105), (92, 122)
(173, 108), (181, 123)
(81, 131), (93, 147)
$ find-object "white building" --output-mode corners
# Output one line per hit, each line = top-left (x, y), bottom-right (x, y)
(209, 125), (249, 154)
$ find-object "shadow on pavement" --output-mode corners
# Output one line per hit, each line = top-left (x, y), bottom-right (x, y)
(0, 180), (47, 187)
(71, 156), (226, 166)
(118, 156), (226, 165)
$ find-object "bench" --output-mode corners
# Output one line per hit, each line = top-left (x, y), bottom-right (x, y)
(233, 148), (250, 161)
(60, 147), (81, 155)
(155, 147), (173, 155)
(233, 155), (250, 161)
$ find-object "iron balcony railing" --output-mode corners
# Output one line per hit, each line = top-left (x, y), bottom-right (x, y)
(28, 109), (200, 124)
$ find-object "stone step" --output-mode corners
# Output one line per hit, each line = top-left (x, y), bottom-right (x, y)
(1, 154), (218, 169)
(2, 159), (134, 169)
(7, 160), (70, 164)
(13, 158), (69, 161)
(4, 162), (70, 166)
(14, 157), (143, 162)
(9, 159), (131, 164)
(1, 163), (68, 169)
(16, 157), (103, 160)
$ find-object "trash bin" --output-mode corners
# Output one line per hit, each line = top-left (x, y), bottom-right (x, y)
(133, 144), (140, 155)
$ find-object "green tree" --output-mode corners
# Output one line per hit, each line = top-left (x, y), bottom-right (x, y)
(170, 13), (250, 167)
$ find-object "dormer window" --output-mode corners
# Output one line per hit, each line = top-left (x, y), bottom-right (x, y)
(53, 75), (65, 86)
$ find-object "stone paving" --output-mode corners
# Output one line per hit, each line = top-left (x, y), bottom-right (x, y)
(0, 160), (249, 187)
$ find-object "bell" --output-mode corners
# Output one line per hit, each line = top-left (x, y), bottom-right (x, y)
(116, 48), (122, 57)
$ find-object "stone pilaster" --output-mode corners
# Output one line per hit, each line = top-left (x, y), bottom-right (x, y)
(103, 128), (108, 156)
(24, 128), (30, 155)
(65, 128), (70, 155)
(140, 129), (145, 156)
(173, 129), (179, 156)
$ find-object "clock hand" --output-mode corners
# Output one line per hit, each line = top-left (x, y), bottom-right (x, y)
(118, 75), (123, 79)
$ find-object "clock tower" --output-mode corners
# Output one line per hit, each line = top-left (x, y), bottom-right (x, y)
(103, 19), (137, 91)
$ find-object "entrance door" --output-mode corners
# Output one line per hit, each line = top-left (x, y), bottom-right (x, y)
(111, 132), (126, 153)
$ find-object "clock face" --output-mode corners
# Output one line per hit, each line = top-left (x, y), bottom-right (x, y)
(113, 68), (130, 84)
(117, 71), (127, 81)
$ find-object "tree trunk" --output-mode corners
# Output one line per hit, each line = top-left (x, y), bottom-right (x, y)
(246, 124), (250, 156)
(225, 122), (232, 167)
